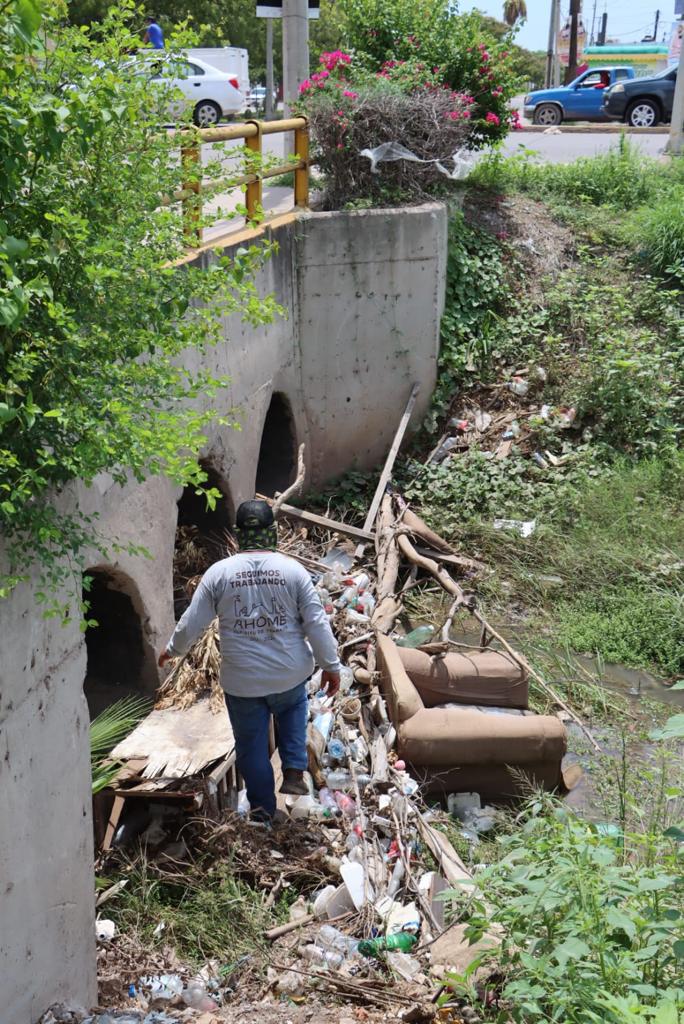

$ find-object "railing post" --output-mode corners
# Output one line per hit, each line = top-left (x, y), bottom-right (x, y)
(181, 138), (202, 247)
(293, 117), (309, 209)
(245, 120), (263, 223)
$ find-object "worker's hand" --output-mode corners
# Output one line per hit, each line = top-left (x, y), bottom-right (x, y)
(321, 670), (340, 698)
(158, 649), (174, 669)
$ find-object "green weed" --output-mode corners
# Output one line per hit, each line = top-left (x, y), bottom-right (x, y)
(633, 195), (684, 286)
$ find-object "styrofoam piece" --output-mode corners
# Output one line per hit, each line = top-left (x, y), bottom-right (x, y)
(340, 861), (374, 910)
(387, 900), (420, 935)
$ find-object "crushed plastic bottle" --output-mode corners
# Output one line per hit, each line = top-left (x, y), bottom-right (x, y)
(396, 625), (435, 648)
(318, 787), (341, 815)
(328, 737), (348, 761)
(339, 665), (355, 694)
(182, 980), (218, 1011)
(139, 974), (183, 1001)
(357, 932), (418, 956)
(346, 607), (369, 624)
(318, 924), (360, 956)
(334, 791), (357, 817)
(300, 944), (345, 968)
(507, 376), (529, 397)
(432, 436), (461, 463)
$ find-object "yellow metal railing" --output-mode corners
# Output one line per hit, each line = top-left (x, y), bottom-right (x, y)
(178, 116), (309, 246)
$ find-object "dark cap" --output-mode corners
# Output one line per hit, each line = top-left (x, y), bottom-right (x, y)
(235, 499), (275, 530)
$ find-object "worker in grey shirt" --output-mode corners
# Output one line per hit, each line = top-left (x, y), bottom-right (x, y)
(159, 499), (340, 821)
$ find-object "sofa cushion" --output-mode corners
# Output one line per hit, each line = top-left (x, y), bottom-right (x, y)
(398, 706), (567, 767)
(397, 647), (528, 709)
(376, 633), (424, 723)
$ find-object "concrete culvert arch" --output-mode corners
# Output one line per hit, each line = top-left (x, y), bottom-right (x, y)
(174, 460), (234, 617)
(256, 392), (297, 497)
(82, 568), (157, 719)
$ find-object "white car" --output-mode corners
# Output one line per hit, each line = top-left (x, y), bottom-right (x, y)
(131, 54), (244, 126)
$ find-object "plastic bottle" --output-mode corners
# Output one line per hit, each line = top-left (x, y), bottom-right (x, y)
(325, 769), (353, 791)
(318, 924), (359, 956)
(433, 436), (460, 463)
(396, 625), (435, 648)
(300, 944), (344, 968)
(334, 791), (357, 816)
(339, 665), (354, 693)
(328, 737), (348, 761)
(357, 591), (376, 615)
(182, 981), (218, 1011)
(318, 787), (340, 814)
(507, 377), (529, 397)
(336, 584), (359, 609)
(357, 932), (418, 956)
(346, 607), (369, 624)
(313, 711), (334, 742)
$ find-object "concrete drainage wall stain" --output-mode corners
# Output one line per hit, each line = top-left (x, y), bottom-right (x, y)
(0, 201), (447, 1023)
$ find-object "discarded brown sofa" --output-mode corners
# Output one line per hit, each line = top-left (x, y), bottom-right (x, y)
(377, 634), (567, 800)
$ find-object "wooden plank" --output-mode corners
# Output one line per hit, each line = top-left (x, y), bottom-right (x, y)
(277, 503), (374, 542)
(102, 794), (125, 852)
(370, 734), (389, 784)
(415, 813), (471, 887)
(355, 382), (420, 559)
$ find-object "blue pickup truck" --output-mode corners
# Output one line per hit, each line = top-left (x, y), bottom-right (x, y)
(524, 66), (636, 126)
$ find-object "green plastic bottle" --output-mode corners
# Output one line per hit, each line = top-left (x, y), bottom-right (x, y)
(396, 625), (435, 648)
(357, 932), (418, 956)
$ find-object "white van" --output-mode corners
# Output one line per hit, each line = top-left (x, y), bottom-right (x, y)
(184, 48), (250, 102)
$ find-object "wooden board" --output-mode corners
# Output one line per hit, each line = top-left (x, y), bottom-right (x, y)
(111, 698), (235, 779)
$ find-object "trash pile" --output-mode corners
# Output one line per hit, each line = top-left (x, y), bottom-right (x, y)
(77, 396), (593, 1024)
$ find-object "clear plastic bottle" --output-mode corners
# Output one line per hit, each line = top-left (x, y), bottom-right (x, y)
(182, 981), (218, 1011)
(396, 625), (435, 648)
(300, 944), (344, 968)
(339, 665), (354, 693)
(318, 787), (340, 814)
(328, 737), (347, 761)
(325, 769), (353, 791)
(346, 607), (369, 624)
(318, 924), (359, 956)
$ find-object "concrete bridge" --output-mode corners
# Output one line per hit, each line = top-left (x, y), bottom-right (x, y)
(0, 201), (447, 1021)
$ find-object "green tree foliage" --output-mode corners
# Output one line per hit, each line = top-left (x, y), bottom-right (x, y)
(67, 0), (345, 83)
(0, 0), (276, 605)
(337, 0), (523, 142)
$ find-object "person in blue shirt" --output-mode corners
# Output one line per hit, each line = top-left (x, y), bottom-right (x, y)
(144, 15), (164, 49)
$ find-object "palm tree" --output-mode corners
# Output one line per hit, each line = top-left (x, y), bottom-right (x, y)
(503, 0), (528, 26)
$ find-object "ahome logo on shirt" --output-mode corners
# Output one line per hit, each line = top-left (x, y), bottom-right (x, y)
(233, 595), (287, 634)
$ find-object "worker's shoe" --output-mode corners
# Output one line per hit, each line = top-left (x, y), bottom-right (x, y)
(280, 768), (309, 795)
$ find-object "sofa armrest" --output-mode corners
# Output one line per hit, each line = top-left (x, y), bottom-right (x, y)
(376, 633), (424, 724)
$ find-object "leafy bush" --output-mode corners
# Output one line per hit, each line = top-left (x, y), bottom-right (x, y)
(458, 800), (684, 1023)
(0, 1), (275, 604)
(555, 589), (684, 677)
(634, 195), (684, 286)
(338, 0), (522, 144)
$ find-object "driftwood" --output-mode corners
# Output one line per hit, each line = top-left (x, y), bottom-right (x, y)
(371, 493), (403, 634)
(272, 443), (306, 514)
(354, 382), (419, 559)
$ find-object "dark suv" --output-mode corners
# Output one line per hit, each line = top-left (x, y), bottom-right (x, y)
(602, 66), (677, 127)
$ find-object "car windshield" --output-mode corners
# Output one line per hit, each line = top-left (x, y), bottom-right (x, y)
(649, 65), (677, 80)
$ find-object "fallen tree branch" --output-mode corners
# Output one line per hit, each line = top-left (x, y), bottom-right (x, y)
(272, 443), (306, 514)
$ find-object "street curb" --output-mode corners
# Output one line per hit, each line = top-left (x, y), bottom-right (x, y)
(517, 124), (669, 134)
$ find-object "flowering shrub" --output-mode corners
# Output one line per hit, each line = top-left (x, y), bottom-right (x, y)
(298, 52), (475, 208)
(338, 0), (522, 143)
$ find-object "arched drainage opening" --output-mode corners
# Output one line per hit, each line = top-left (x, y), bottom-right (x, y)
(255, 392), (297, 497)
(174, 461), (234, 618)
(83, 570), (157, 719)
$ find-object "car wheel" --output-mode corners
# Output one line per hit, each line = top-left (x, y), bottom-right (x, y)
(193, 100), (222, 127)
(626, 99), (659, 128)
(533, 103), (562, 127)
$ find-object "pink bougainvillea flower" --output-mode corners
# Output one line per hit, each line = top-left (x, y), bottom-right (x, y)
(299, 79), (312, 93)
(343, 90), (358, 98)
(485, 112), (500, 125)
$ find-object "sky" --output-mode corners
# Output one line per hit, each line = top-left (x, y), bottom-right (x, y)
(462, 0), (678, 52)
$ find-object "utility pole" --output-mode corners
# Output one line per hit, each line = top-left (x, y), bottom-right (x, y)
(653, 9), (660, 42)
(265, 18), (274, 120)
(565, 0), (581, 84)
(589, 0), (597, 44)
(545, 0), (558, 87)
(668, 21), (684, 155)
(282, 0), (309, 118)
(597, 11), (607, 45)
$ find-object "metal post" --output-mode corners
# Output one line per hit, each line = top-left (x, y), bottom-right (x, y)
(293, 118), (309, 208)
(553, 0), (562, 85)
(597, 11), (607, 45)
(265, 18), (275, 121)
(668, 21), (684, 155)
(245, 122), (263, 222)
(282, 0), (309, 118)
(545, 0), (557, 88)
(589, 0), (597, 44)
(181, 141), (201, 246)
(653, 9), (660, 42)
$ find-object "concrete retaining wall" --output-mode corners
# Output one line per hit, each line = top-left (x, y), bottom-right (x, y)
(0, 201), (446, 1021)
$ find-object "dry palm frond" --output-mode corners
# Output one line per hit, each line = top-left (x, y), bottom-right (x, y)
(155, 623), (225, 714)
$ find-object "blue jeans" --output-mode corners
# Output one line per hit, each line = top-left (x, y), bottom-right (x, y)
(225, 681), (308, 818)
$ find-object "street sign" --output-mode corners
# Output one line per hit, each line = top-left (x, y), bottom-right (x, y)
(256, 0), (320, 17)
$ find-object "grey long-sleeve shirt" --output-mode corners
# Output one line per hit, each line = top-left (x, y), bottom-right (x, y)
(166, 551), (341, 697)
